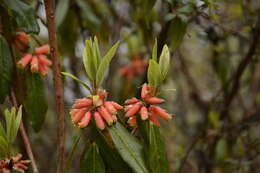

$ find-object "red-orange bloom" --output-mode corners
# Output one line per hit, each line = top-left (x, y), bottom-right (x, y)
(70, 90), (122, 130)
(0, 154), (30, 173)
(124, 83), (173, 127)
(16, 44), (52, 76)
(13, 32), (30, 50)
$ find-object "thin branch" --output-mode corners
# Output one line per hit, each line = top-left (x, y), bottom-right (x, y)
(43, 0), (66, 173)
(10, 90), (39, 173)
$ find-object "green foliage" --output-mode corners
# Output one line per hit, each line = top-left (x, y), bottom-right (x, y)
(3, 0), (39, 33)
(0, 106), (22, 157)
(81, 143), (105, 173)
(61, 72), (92, 91)
(170, 17), (187, 50)
(147, 43), (171, 88)
(82, 37), (119, 89)
(23, 73), (48, 132)
(138, 120), (169, 173)
(95, 41), (119, 87)
(108, 123), (149, 173)
(92, 127), (132, 173)
(55, 0), (70, 28)
(0, 36), (13, 103)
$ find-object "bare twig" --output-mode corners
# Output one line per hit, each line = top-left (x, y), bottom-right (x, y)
(43, 0), (66, 172)
(10, 90), (39, 173)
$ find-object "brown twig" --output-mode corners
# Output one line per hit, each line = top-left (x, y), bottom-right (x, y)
(43, 0), (66, 173)
(10, 90), (39, 173)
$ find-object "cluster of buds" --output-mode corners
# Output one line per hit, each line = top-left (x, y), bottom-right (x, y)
(17, 45), (52, 76)
(0, 154), (30, 173)
(13, 32), (30, 51)
(119, 55), (147, 79)
(124, 84), (172, 127)
(70, 90), (123, 130)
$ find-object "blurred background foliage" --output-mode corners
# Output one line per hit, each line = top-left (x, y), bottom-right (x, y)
(1, 0), (260, 172)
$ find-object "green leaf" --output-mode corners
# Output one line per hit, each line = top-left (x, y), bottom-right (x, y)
(0, 136), (8, 154)
(61, 72), (91, 91)
(13, 106), (22, 143)
(92, 127), (132, 173)
(159, 45), (170, 80)
(3, 0), (40, 33)
(94, 36), (101, 66)
(147, 123), (169, 173)
(65, 132), (82, 173)
(108, 123), (149, 173)
(0, 122), (6, 140)
(170, 17), (187, 50)
(81, 143), (105, 173)
(4, 109), (13, 144)
(95, 41), (119, 87)
(83, 39), (96, 82)
(138, 120), (169, 173)
(215, 138), (228, 162)
(55, 0), (70, 28)
(24, 73), (48, 132)
(0, 36), (13, 103)
(152, 39), (158, 62)
(147, 59), (162, 88)
(76, 0), (101, 31)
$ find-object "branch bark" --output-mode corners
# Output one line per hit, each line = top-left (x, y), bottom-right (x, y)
(43, 1), (65, 172)
(10, 90), (39, 173)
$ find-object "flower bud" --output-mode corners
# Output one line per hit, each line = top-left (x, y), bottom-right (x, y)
(125, 97), (139, 104)
(110, 101), (123, 110)
(98, 106), (113, 125)
(104, 101), (117, 114)
(151, 106), (172, 120)
(38, 55), (52, 66)
(78, 111), (91, 128)
(145, 97), (165, 104)
(30, 56), (39, 72)
(17, 54), (32, 68)
(35, 45), (50, 54)
(140, 106), (148, 120)
(149, 113), (160, 127)
(73, 99), (92, 109)
(72, 108), (88, 123)
(127, 117), (137, 127)
(94, 112), (105, 130)
(125, 102), (141, 117)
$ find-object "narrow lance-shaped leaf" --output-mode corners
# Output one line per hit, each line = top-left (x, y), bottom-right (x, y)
(0, 36), (13, 103)
(94, 36), (101, 66)
(83, 39), (96, 82)
(24, 73), (48, 132)
(55, 0), (70, 28)
(0, 122), (6, 140)
(92, 126), (132, 173)
(13, 106), (22, 143)
(3, 0), (40, 33)
(137, 120), (169, 173)
(152, 39), (158, 62)
(170, 17), (187, 50)
(61, 72), (91, 92)
(96, 41), (119, 87)
(81, 143), (105, 173)
(108, 123), (149, 173)
(159, 45), (170, 80)
(147, 59), (162, 88)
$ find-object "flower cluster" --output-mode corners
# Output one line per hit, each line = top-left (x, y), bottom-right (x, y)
(0, 154), (30, 173)
(17, 45), (52, 76)
(124, 84), (172, 127)
(13, 32), (30, 51)
(119, 55), (147, 79)
(70, 90), (123, 130)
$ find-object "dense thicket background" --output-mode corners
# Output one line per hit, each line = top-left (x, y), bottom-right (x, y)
(1, 0), (260, 172)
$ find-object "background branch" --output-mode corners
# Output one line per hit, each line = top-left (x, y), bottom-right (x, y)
(43, 0), (66, 172)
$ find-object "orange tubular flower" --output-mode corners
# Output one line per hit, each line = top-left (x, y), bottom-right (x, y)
(0, 154), (30, 173)
(16, 43), (52, 76)
(70, 90), (122, 130)
(124, 83), (173, 127)
(14, 32), (30, 50)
